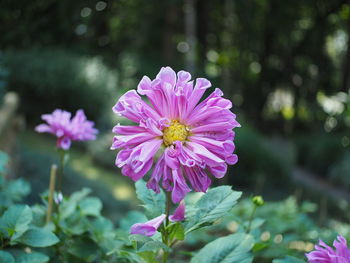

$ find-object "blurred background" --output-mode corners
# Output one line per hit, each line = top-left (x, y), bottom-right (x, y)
(0, 0), (350, 255)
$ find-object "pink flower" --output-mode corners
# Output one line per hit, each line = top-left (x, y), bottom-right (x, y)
(36, 109), (98, 150)
(112, 67), (240, 203)
(169, 200), (185, 222)
(306, 235), (350, 263)
(130, 214), (166, 237)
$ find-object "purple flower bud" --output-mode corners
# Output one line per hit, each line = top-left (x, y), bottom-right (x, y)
(130, 214), (166, 237)
(169, 200), (185, 222)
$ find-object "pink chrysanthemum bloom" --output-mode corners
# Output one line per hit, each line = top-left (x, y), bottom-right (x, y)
(112, 67), (240, 203)
(36, 109), (98, 150)
(306, 235), (350, 263)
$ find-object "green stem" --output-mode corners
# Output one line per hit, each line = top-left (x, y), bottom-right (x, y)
(162, 191), (172, 263)
(246, 205), (257, 233)
(58, 150), (66, 192)
(46, 164), (57, 223)
(56, 150), (67, 204)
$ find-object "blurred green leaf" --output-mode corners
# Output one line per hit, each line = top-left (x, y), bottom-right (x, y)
(168, 222), (185, 241)
(18, 227), (59, 247)
(11, 250), (49, 263)
(0, 251), (15, 263)
(138, 240), (170, 253)
(191, 233), (254, 263)
(137, 251), (158, 263)
(135, 180), (165, 219)
(59, 188), (91, 220)
(129, 234), (153, 244)
(67, 237), (99, 262)
(79, 197), (102, 216)
(0, 151), (9, 174)
(0, 204), (32, 241)
(120, 211), (148, 232)
(273, 256), (306, 263)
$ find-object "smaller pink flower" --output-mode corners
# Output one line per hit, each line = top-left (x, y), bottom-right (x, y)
(130, 214), (166, 237)
(306, 235), (350, 263)
(35, 109), (98, 150)
(169, 200), (185, 222)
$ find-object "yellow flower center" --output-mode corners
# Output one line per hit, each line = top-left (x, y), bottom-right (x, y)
(162, 120), (188, 146)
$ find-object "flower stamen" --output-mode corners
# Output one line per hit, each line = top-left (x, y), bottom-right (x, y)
(163, 120), (188, 146)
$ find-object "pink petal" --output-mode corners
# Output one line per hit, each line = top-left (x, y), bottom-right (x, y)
(156, 67), (177, 88)
(185, 166), (211, 192)
(186, 141), (224, 167)
(169, 200), (185, 222)
(171, 169), (191, 203)
(130, 214), (166, 237)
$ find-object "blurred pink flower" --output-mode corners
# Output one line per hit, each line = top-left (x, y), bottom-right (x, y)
(306, 235), (350, 263)
(130, 214), (166, 237)
(169, 200), (185, 222)
(112, 67), (240, 203)
(36, 109), (98, 150)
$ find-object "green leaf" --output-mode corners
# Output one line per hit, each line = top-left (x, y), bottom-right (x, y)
(0, 205), (32, 241)
(190, 233), (254, 263)
(6, 179), (31, 201)
(0, 151), (9, 174)
(18, 227), (59, 247)
(59, 213), (89, 235)
(273, 256), (307, 263)
(129, 234), (154, 244)
(79, 197), (102, 216)
(135, 180), (165, 218)
(90, 216), (114, 236)
(137, 251), (158, 263)
(67, 237), (99, 262)
(138, 240), (170, 253)
(186, 186), (241, 233)
(252, 242), (269, 252)
(59, 188), (91, 220)
(120, 211), (148, 232)
(168, 222), (185, 241)
(0, 251), (15, 263)
(11, 250), (49, 263)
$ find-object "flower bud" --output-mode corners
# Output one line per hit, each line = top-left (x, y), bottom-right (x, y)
(252, 195), (264, 207)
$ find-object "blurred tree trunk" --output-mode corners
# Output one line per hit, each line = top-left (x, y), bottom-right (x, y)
(221, 0), (235, 96)
(163, 4), (177, 64)
(244, 0), (275, 129)
(342, 19), (350, 93)
(184, 0), (197, 73)
(197, 0), (210, 69)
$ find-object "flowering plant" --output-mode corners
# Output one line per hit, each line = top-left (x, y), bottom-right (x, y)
(36, 109), (98, 150)
(111, 66), (240, 203)
(1, 67), (348, 263)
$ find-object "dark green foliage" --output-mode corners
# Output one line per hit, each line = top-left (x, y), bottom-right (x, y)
(295, 132), (346, 177)
(0, 175), (137, 263)
(233, 124), (295, 191)
(16, 145), (130, 221)
(0, 182), (59, 262)
(4, 48), (116, 123)
(0, 53), (8, 104)
(328, 150), (350, 188)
